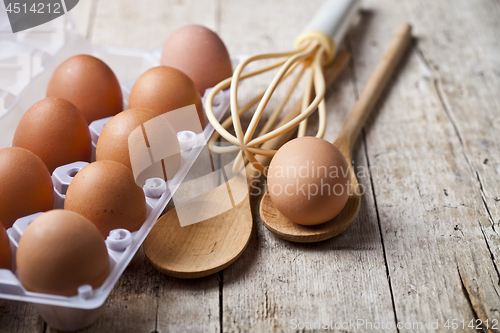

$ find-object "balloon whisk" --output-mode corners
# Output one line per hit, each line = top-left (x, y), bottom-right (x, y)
(205, 0), (360, 174)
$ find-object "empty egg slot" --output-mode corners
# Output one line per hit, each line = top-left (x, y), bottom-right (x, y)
(0, 53), (31, 95)
(30, 50), (51, 77)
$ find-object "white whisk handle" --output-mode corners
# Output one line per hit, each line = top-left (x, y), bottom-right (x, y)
(295, 0), (360, 62)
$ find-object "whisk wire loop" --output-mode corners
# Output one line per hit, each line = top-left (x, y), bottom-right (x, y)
(205, 36), (330, 174)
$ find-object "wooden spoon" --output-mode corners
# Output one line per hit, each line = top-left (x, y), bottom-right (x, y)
(143, 51), (351, 278)
(260, 23), (412, 243)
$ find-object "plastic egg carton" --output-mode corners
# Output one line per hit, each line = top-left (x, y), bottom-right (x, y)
(0, 9), (233, 331)
(1, 119), (226, 331)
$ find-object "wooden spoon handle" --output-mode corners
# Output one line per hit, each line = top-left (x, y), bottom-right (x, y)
(244, 50), (352, 186)
(335, 23), (412, 158)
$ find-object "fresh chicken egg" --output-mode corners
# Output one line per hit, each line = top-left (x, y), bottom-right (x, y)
(267, 137), (350, 226)
(13, 97), (92, 173)
(0, 147), (54, 229)
(161, 24), (233, 96)
(0, 224), (12, 270)
(46, 54), (123, 124)
(16, 210), (110, 296)
(96, 108), (157, 170)
(96, 108), (181, 185)
(128, 66), (205, 130)
(64, 160), (147, 237)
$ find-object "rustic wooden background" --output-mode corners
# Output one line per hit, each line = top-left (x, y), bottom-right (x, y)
(1, 0), (500, 332)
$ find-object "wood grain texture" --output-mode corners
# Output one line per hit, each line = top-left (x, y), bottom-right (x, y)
(2, 0), (499, 332)
(89, 0), (218, 50)
(349, 0), (500, 331)
(68, 0), (95, 39)
(403, 0), (500, 325)
(0, 300), (45, 333)
(222, 71), (398, 332)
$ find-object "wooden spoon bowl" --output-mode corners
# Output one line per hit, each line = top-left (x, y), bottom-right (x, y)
(144, 186), (253, 278)
(260, 143), (361, 243)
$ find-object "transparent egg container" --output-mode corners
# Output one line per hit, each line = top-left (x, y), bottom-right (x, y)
(0, 9), (234, 331)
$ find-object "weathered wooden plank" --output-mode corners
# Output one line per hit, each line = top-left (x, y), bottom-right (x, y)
(155, 269), (220, 333)
(218, 1), (397, 331)
(0, 300), (45, 333)
(89, 0), (218, 50)
(402, 0), (500, 323)
(47, 248), (157, 333)
(69, 0), (95, 39)
(45, 248), (220, 333)
(349, 0), (500, 331)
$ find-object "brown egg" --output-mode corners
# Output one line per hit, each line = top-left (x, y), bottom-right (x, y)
(64, 160), (147, 237)
(97, 108), (181, 185)
(0, 224), (12, 270)
(16, 210), (110, 296)
(267, 137), (350, 226)
(0, 147), (54, 229)
(13, 97), (92, 173)
(129, 66), (205, 128)
(46, 54), (123, 124)
(96, 108), (156, 169)
(161, 25), (233, 96)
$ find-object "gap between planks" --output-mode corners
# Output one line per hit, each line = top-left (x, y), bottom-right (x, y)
(345, 32), (401, 331)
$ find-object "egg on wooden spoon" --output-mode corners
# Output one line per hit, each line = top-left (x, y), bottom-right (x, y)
(267, 137), (350, 226)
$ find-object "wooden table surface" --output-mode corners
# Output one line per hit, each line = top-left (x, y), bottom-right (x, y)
(2, 0), (500, 332)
